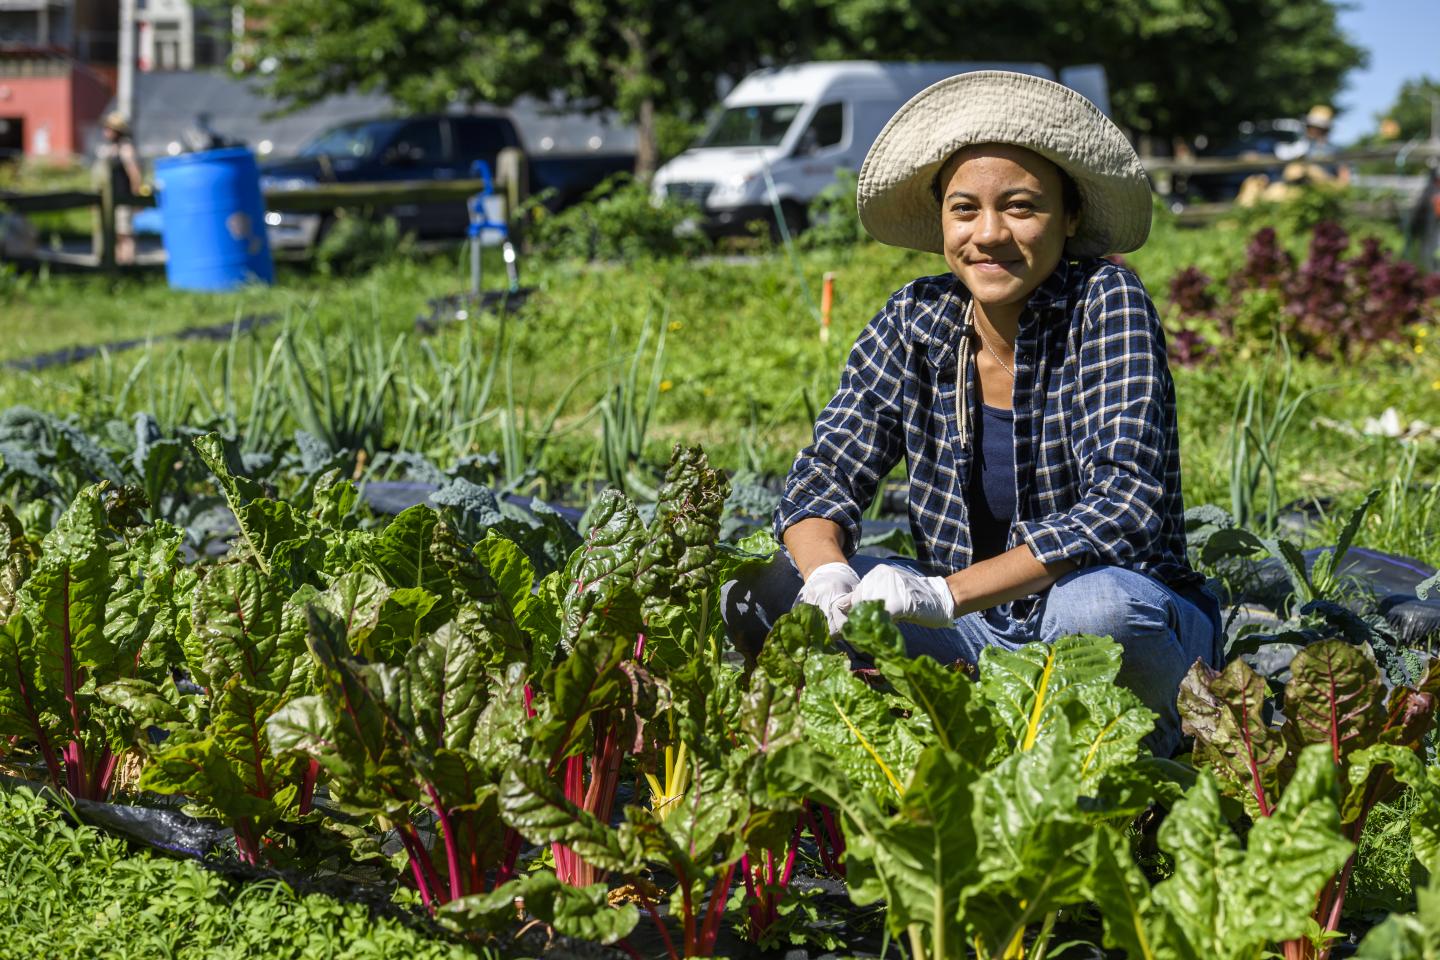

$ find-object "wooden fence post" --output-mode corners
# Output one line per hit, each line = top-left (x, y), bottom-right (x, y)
(496, 146), (529, 246)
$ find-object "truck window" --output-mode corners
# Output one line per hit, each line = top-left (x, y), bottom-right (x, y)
(453, 118), (513, 163)
(388, 120), (445, 164)
(797, 102), (845, 154)
(300, 119), (404, 160)
(699, 104), (802, 149)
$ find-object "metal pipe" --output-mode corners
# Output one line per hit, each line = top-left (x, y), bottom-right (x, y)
(118, 0), (137, 123)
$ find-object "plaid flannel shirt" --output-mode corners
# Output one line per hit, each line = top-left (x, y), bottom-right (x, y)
(776, 256), (1202, 591)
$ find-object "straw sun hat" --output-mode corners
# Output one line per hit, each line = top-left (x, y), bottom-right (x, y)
(857, 70), (1152, 258)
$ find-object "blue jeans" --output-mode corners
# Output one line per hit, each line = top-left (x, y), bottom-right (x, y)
(721, 552), (1221, 757)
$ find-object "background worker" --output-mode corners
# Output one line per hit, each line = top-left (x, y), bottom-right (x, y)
(91, 112), (147, 264)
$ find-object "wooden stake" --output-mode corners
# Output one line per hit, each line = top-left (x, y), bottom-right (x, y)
(820, 271), (835, 344)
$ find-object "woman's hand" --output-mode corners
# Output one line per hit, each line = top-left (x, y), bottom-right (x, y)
(850, 565), (956, 627)
(797, 562), (862, 636)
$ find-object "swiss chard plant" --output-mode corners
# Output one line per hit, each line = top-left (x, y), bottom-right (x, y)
(267, 529), (541, 908)
(519, 444), (730, 888)
(0, 487), (184, 800)
(99, 564), (310, 864)
(1092, 745), (1355, 960)
(1179, 640), (1440, 959)
(774, 611), (1171, 960)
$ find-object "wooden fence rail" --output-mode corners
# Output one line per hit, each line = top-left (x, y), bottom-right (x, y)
(2, 142), (1435, 269)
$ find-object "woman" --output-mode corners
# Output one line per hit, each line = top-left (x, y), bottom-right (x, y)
(92, 112), (146, 264)
(723, 71), (1219, 756)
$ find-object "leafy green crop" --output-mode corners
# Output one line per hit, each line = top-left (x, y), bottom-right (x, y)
(1181, 641), (1440, 958)
(0, 487), (185, 799)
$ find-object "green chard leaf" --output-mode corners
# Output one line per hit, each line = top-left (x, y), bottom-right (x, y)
(962, 717), (1105, 955)
(978, 633), (1125, 754)
(632, 444), (731, 607)
(845, 603), (999, 764)
(799, 644), (926, 805)
(442, 872), (639, 945)
(498, 758), (639, 873)
(561, 490), (645, 647)
(140, 736), (276, 820)
(186, 565), (304, 696)
(0, 503), (35, 622)
(1155, 747), (1351, 957)
(194, 432), (321, 581)
(20, 485), (116, 691)
(756, 602), (827, 688)
(366, 505), (454, 603)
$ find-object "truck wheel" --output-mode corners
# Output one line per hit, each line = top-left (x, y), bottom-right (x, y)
(771, 202), (808, 243)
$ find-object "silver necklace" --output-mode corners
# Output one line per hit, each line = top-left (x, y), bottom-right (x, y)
(974, 315), (1016, 379)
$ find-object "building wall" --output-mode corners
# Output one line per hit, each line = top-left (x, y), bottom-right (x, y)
(0, 74), (74, 158)
(0, 63), (109, 159)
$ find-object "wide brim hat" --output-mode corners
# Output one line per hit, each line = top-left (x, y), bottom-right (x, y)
(857, 70), (1152, 257)
(103, 111), (131, 135)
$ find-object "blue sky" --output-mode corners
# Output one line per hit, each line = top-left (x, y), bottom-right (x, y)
(1332, 0), (1439, 144)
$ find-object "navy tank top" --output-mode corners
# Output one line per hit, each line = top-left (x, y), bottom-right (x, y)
(969, 404), (1016, 562)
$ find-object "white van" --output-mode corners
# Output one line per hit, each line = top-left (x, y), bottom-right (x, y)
(653, 60), (1110, 235)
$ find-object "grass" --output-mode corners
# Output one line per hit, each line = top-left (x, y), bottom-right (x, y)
(2, 210), (1438, 564)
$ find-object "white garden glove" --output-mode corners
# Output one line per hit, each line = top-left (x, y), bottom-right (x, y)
(850, 565), (956, 628)
(797, 562), (861, 637)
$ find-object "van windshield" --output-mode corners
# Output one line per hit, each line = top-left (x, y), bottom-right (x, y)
(698, 104), (803, 148)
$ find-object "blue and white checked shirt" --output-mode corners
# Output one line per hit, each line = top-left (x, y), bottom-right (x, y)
(776, 257), (1201, 590)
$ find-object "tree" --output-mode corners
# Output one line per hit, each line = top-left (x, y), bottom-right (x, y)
(235, 0), (806, 178)
(788, 0), (1366, 144)
(234, 0), (1366, 174)
(1378, 76), (1440, 142)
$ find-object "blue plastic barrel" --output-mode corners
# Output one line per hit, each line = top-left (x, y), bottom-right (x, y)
(154, 147), (274, 291)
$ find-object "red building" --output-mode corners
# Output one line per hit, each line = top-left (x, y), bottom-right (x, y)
(0, 44), (112, 161)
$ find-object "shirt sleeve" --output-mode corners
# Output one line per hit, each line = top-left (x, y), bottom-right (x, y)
(1014, 267), (1173, 569)
(774, 290), (909, 556)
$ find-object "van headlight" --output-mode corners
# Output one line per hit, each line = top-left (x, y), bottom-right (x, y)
(710, 172), (758, 204)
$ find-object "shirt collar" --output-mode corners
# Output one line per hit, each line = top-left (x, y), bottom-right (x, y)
(1026, 257), (1076, 310)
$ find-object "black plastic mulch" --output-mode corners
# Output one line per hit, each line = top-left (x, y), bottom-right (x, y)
(2, 313), (277, 373)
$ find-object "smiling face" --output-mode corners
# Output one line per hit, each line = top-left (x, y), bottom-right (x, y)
(938, 143), (1079, 323)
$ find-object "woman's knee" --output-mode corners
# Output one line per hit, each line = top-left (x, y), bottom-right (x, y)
(1038, 566), (1174, 643)
(720, 551), (803, 658)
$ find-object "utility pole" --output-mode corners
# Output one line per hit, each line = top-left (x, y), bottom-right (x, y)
(118, 0), (137, 121)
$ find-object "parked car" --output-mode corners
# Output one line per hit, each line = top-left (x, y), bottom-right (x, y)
(258, 112), (635, 251)
(651, 60), (1110, 236)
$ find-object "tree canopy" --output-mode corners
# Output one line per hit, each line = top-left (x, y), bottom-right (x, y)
(234, 0), (1367, 173)
(1379, 76), (1440, 142)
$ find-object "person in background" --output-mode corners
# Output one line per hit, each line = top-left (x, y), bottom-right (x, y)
(1275, 104), (1350, 184)
(722, 71), (1220, 758)
(91, 112), (147, 264)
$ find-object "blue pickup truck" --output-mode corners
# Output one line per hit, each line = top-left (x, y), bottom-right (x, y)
(258, 112), (634, 250)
